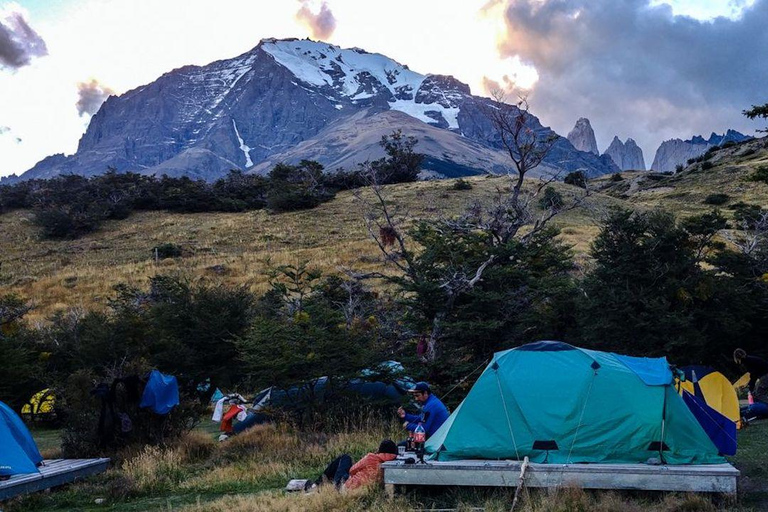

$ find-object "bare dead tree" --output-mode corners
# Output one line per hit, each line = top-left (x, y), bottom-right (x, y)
(725, 211), (768, 276)
(352, 94), (587, 361)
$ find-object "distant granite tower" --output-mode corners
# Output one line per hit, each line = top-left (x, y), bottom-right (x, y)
(567, 118), (599, 155)
(604, 136), (646, 171)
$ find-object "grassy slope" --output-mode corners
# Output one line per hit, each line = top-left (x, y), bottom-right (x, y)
(0, 176), (621, 322)
(3, 138), (766, 322)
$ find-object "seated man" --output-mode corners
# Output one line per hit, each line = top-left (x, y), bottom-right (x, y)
(397, 381), (449, 439)
(314, 439), (398, 491)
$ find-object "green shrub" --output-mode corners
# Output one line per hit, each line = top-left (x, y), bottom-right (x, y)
(450, 178), (473, 190)
(564, 170), (587, 188)
(747, 165), (768, 184)
(703, 193), (729, 205)
(538, 187), (565, 210)
(153, 243), (183, 259)
(701, 161), (714, 170)
(675, 164), (685, 173)
(610, 173), (624, 182)
(732, 202), (766, 229)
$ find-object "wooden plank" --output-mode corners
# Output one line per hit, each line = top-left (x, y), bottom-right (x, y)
(0, 458), (110, 501)
(382, 460), (739, 494)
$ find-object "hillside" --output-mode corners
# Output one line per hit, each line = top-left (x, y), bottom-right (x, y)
(594, 137), (768, 214)
(1, 137), (767, 322)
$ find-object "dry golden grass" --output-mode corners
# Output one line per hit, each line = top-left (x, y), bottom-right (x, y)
(0, 175), (622, 322)
(3, 141), (767, 322)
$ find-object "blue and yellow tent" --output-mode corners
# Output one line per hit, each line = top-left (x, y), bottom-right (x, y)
(0, 401), (43, 477)
(426, 341), (727, 464)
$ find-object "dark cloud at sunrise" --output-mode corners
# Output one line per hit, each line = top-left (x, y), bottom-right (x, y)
(296, 0), (337, 40)
(491, 0), (768, 157)
(76, 79), (115, 117)
(0, 9), (47, 70)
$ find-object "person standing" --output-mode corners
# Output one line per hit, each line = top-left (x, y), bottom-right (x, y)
(397, 381), (449, 439)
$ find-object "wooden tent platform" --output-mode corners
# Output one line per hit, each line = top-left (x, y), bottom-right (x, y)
(0, 458), (110, 501)
(382, 459), (739, 496)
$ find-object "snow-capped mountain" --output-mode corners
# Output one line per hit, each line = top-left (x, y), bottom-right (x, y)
(20, 38), (618, 182)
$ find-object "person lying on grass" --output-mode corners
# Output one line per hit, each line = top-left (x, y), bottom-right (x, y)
(311, 439), (398, 492)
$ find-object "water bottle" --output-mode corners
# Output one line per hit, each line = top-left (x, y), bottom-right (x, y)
(414, 423), (426, 444)
(748, 391), (755, 405)
(414, 423), (426, 463)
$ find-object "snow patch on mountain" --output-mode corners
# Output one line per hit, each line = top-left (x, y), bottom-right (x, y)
(261, 39), (460, 130)
(232, 119), (253, 167)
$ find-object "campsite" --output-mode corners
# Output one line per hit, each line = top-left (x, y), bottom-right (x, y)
(3, 1), (768, 510)
(1, 349), (767, 511)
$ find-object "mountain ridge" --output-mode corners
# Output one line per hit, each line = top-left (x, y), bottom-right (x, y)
(17, 37), (618, 182)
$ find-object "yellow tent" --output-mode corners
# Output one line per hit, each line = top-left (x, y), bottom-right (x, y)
(733, 373), (751, 390)
(21, 389), (56, 421)
(677, 366), (740, 427)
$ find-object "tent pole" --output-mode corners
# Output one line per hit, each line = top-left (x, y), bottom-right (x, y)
(659, 388), (668, 464)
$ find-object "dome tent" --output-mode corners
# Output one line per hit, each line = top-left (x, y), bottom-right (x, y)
(677, 366), (740, 424)
(21, 388), (56, 422)
(425, 341), (724, 465)
(0, 401), (43, 477)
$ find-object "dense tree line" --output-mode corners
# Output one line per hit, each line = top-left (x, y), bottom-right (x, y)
(3, 204), (766, 419)
(0, 131), (424, 239)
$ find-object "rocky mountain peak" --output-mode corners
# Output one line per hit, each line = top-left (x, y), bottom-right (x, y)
(19, 38), (619, 182)
(566, 117), (599, 155)
(603, 136), (646, 171)
(651, 130), (752, 172)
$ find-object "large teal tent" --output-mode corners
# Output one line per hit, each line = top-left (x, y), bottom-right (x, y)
(426, 341), (725, 465)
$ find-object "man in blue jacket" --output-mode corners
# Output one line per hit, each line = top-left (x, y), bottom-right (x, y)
(397, 382), (449, 439)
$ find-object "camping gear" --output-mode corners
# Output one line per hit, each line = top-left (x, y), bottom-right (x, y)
(677, 366), (740, 424)
(252, 361), (415, 412)
(0, 401), (43, 477)
(21, 389), (56, 422)
(139, 370), (179, 415)
(425, 341), (725, 464)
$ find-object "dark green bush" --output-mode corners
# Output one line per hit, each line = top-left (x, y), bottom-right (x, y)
(701, 161), (714, 170)
(610, 173), (624, 182)
(450, 178), (473, 190)
(153, 243), (183, 259)
(564, 170), (587, 188)
(747, 165), (768, 184)
(731, 202), (765, 229)
(703, 193), (729, 205)
(538, 187), (564, 210)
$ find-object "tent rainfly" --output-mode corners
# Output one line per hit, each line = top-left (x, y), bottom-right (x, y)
(1, 401), (43, 477)
(426, 341), (730, 465)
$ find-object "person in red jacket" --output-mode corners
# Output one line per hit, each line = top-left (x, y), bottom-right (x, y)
(313, 439), (398, 491)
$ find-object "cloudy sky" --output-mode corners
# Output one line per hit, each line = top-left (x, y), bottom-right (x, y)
(0, 0), (766, 177)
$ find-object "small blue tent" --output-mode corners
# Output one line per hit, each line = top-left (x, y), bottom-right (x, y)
(139, 370), (180, 415)
(0, 401), (43, 477)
